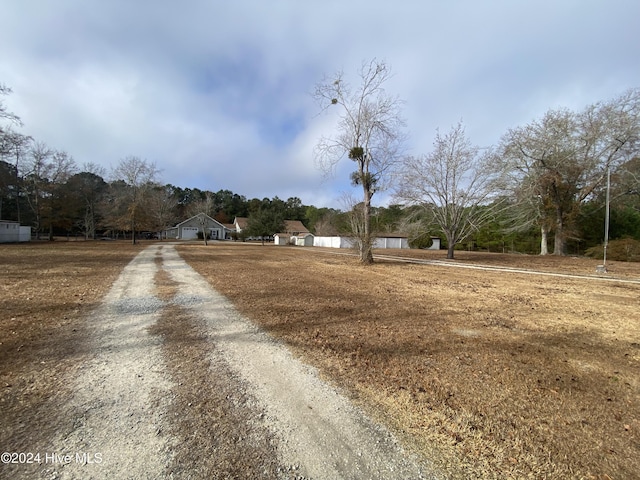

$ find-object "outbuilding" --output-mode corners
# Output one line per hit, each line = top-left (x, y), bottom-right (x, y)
(0, 220), (30, 243)
(427, 237), (441, 250)
(295, 233), (314, 246)
(274, 233), (289, 245)
(313, 236), (354, 249)
(313, 234), (409, 249)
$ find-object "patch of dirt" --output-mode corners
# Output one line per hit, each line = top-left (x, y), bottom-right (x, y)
(178, 243), (640, 480)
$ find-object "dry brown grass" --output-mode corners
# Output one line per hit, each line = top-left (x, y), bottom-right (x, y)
(1, 241), (638, 479)
(178, 244), (640, 480)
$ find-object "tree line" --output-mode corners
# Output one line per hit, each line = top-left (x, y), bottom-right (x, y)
(0, 140), (337, 241)
(2, 77), (639, 256)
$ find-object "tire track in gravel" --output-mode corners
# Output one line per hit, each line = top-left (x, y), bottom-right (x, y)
(160, 244), (437, 479)
(41, 245), (174, 479)
(150, 247), (303, 479)
(36, 244), (436, 479)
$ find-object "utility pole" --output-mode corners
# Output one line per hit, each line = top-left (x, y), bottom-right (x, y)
(603, 167), (611, 269)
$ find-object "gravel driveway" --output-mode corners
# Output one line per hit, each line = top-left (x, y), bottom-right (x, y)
(34, 244), (437, 479)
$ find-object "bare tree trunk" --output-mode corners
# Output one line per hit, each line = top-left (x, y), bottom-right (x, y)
(446, 236), (455, 259)
(202, 224), (208, 246)
(540, 225), (549, 255)
(553, 211), (565, 255)
(360, 186), (374, 264)
(33, 194), (41, 240)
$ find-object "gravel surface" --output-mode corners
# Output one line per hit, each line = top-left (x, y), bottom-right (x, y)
(21, 244), (437, 479)
(161, 245), (436, 479)
(41, 246), (175, 479)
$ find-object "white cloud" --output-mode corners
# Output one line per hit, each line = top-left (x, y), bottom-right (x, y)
(1, 0), (639, 208)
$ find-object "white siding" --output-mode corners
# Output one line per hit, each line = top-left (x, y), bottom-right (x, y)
(427, 237), (441, 250)
(0, 222), (20, 243)
(296, 235), (314, 246)
(313, 236), (408, 249)
(19, 226), (30, 242)
(373, 237), (409, 249)
(313, 236), (355, 249)
(274, 234), (289, 245)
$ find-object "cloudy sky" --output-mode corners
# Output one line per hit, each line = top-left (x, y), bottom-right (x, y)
(1, 0), (638, 208)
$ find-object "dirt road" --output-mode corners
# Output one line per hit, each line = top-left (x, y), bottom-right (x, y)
(13, 244), (435, 479)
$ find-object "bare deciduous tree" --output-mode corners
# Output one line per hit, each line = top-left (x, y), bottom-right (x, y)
(45, 150), (78, 239)
(111, 156), (160, 244)
(314, 59), (406, 264)
(147, 185), (179, 240)
(23, 141), (53, 239)
(186, 190), (215, 218)
(614, 157), (640, 211)
(395, 122), (503, 259)
(67, 164), (108, 240)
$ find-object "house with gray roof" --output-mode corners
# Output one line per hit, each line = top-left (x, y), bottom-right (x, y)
(164, 213), (232, 240)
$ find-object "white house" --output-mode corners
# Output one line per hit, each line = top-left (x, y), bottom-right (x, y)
(233, 216), (249, 234)
(164, 213), (232, 240)
(0, 220), (30, 243)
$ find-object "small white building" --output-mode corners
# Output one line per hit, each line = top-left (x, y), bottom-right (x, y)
(273, 232), (314, 246)
(295, 233), (314, 246)
(164, 213), (231, 240)
(313, 234), (409, 249)
(274, 233), (289, 245)
(313, 236), (355, 249)
(374, 235), (409, 249)
(0, 220), (30, 243)
(427, 237), (441, 250)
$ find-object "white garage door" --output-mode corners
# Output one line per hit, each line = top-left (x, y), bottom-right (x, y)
(182, 227), (199, 239)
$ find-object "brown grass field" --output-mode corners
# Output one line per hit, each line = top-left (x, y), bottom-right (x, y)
(1, 240), (639, 479)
